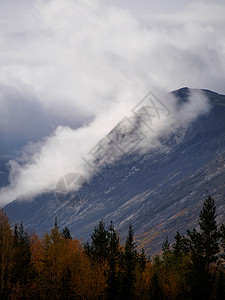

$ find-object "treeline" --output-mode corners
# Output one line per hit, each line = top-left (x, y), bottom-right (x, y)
(1, 196), (225, 299)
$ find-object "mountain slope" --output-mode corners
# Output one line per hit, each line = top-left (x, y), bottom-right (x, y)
(4, 87), (225, 254)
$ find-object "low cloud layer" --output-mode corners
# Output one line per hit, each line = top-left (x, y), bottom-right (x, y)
(0, 0), (224, 205)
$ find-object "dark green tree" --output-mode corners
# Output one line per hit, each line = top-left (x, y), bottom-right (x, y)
(185, 197), (219, 300)
(84, 219), (109, 262)
(54, 217), (59, 229)
(176, 228), (209, 300)
(162, 236), (170, 252)
(219, 223), (225, 252)
(187, 228), (203, 258)
(137, 248), (147, 272)
(11, 223), (36, 294)
(119, 224), (137, 300)
(199, 196), (219, 266)
(62, 226), (72, 240)
(186, 228), (210, 300)
(12, 223), (31, 283)
(172, 232), (189, 257)
(162, 236), (172, 264)
(185, 255), (210, 300)
(106, 221), (121, 300)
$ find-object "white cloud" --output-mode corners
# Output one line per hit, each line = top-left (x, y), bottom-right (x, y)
(0, 0), (224, 205)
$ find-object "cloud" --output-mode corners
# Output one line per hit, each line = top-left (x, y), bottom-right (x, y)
(0, 89), (210, 206)
(0, 0), (224, 205)
(0, 81), (87, 154)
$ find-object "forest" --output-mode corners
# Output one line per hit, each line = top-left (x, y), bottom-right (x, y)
(1, 196), (225, 300)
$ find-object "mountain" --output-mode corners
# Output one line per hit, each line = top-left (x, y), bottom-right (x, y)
(3, 87), (225, 254)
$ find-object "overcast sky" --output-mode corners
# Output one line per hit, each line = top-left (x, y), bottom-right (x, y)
(0, 0), (225, 205)
(104, 0), (204, 14)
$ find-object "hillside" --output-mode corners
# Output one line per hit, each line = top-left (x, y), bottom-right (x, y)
(4, 87), (225, 254)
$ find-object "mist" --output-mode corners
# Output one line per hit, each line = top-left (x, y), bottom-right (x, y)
(0, 0), (224, 205)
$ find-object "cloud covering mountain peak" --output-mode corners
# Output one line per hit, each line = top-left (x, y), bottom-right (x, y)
(0, 0), (224, 205)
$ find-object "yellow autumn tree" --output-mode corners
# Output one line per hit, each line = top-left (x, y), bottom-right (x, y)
(36, 221), (67, 299)
(32, 221), (106, 299)
(65, 239), (106, 299)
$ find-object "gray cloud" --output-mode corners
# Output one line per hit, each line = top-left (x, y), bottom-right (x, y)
(0, 82), (90, 155)
(0, 0), (224, 205)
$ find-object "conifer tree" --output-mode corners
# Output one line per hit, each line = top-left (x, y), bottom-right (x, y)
(187, 228), (203, 258)
(219, 223), (225, 252)
(84, 220), (109, 262)
(162, 236), (172, 264)
(138, 248), (147, 272)
(172, 231), (189, 257)
(62, 226), (72, 240)
(185, 197), (219, 299)
(119, 224), (137, 300)
(12, 223), (33, 284)
(106, 221), (121, 300)
(199, 196), (219, 266)
(11, 222), (36, 298)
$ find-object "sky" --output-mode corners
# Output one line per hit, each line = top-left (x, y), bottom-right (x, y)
(104, 0), (202, 14)
(0, 0), (225, 205)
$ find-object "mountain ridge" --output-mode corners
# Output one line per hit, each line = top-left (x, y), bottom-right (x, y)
(3, 87), (225, 254)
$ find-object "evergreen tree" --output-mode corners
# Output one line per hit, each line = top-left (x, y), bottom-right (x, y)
(187, 228), (203, 258)
(219, 223), (225, 252)
(172, 232), (189, 257)
(186, 255), (210, 300)
(138, 248), (147, 272)
(162, 236), (172, 264)
(12, 223), (32, 283)
(62, 226), (72, 240)
(106, 221), (121, 300)
(119, 224), (137, 300)
(199, 196), (219, 266)
(11, 222), (36, 296)
(186, 227), (210, 299)
(54, 217), (59, 229)
(162, 236), (170, 252)
(84, 220), (109, 262)
(185, 197), (219, 300)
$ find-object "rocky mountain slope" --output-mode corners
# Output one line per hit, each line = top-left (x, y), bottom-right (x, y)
(3, 87), (225, 254)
